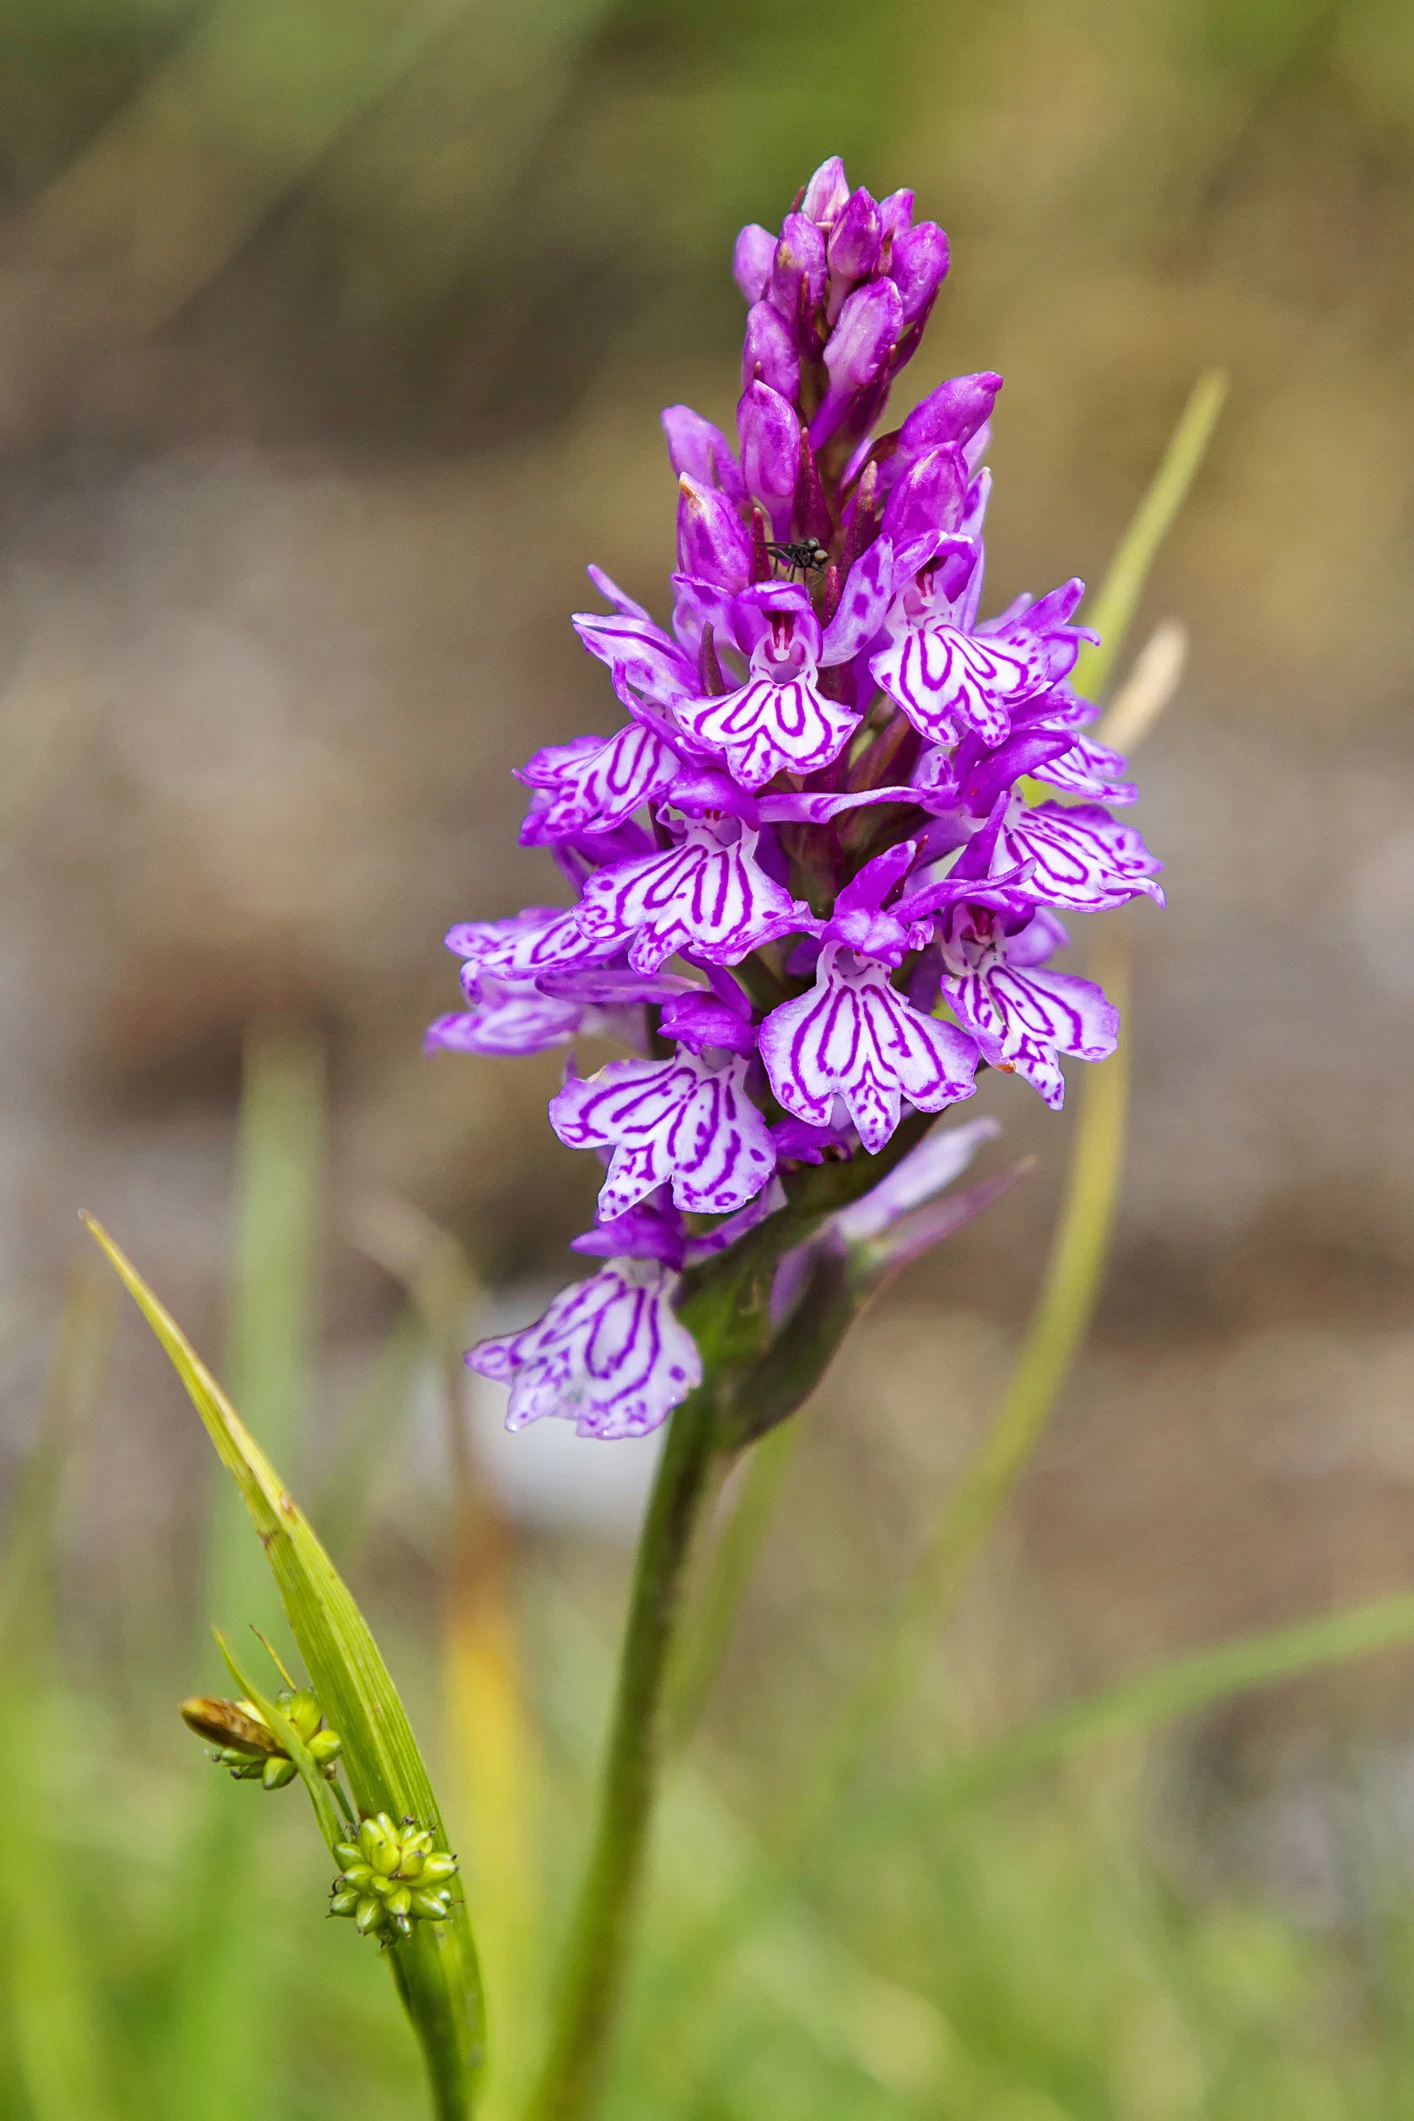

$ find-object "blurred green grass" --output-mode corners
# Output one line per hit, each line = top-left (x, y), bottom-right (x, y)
(2, 1004), (1414, 2121)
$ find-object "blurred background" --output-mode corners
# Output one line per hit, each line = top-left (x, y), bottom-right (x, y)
(2, 0), (1414, 2115)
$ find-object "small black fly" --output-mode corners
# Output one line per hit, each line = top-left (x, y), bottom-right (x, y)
(764, 537), (829, 581)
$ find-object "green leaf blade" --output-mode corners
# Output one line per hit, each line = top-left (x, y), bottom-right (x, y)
(81, 1211), (487, 2119)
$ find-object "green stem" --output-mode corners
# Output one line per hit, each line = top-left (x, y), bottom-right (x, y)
(527, 1386), (721, 2121)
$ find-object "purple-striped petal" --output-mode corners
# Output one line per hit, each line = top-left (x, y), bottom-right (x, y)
(573, 611), (697, 707)
(941, 956), (1119, 1112)
(999, 800), (1164, 913)
(679, 670), (860, 790)
(820, 535), (893, 664)
(425, 988), (583, 1058)
(575, 823), (810, 971)
(550, 1050), (777, 1219)
(453, 904), (627, 980)
(870, 621), (1048, 745)
(1031, 734), (1138, 806)
(760, 946), (978, 1154)
(468, 1260), (702, 1439)
(518, 723), (680, 843)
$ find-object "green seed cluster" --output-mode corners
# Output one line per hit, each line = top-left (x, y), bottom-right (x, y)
(329, 1814), (458, 1942)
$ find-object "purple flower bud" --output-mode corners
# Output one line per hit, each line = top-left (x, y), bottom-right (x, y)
(827, 187), (882, 290)
(737, 381), (801, 537)
(741, 299), (801, 403)
(662, 405), (747, 508)
(676, 472), (751, 592)
(898, 372), (1002, 460)
(810, 278), (902, 449)
(878, 189), (915, 244)
(881, 443), (969, 545)
(733, 222), (776, 304)
(799, 154), (851, 229)
(769, 213), (827, 324)
(890, 220), (949, 327)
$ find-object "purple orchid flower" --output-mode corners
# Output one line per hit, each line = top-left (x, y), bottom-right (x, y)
(431, 155), (1164, 1438)
(937, 903), (1118, 1109)
(518, 724), (681, 844)
(759, 944), (979, 1154)
(468, 1259), (703, 1440)
(549, 1048), (777, 1220)
(871, 569), (1092, 747)
(678, 545), (893, 789)
(574, 819), (813, 970)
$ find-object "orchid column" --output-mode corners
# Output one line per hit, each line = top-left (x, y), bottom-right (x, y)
(428, 154), (1162, 2121)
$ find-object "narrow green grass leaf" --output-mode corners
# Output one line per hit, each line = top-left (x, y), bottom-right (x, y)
(82, 1211), (487, 2121)
(1072, 368), (1227, 700)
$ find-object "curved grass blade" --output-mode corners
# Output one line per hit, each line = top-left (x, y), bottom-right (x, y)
(1072, 368), (1227, 699)
(81, 1211), (487, 2121)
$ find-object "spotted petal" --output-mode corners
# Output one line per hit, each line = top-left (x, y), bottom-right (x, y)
(679, 674), (860, 790)
(519, 723), (679, 843)
(760, 947), (978, 1154)
(550, 1051), (776, 1219)
(576, 824), (810, 972)
(467, 1260), (701, 1440)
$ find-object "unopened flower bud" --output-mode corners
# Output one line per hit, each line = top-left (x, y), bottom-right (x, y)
(262, 1756), (298, 1790)
(890, 221), (949, 327)
(799, 154), (850, 229)
(733, 223), (775, 304)
(768, 214), (827, 327)
(308, 1729), (342, 1765)
(676, 474), (751, 592)
(827, 188), (882, 294)
(740, 301), (800, 404)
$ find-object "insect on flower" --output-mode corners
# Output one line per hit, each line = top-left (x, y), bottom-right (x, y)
(765, 536), (829, 579)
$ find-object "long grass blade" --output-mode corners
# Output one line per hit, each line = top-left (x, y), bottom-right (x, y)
(1071, 368), (1227, 699)
(83, 1212), (488, 2121)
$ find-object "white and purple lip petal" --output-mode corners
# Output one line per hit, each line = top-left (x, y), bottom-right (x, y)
(467, 1258), (702, 1440)
(759, 945), (979, 1155)
(942, 959), (1117, 1111)
(517, 723), (680, 844)
(456, 903), (629, 979)
(575, 822), (810, 972)
(549, 1050), (777, 1221)
(999, 799), (1165, 913)
(870, 621), (1046, 747)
